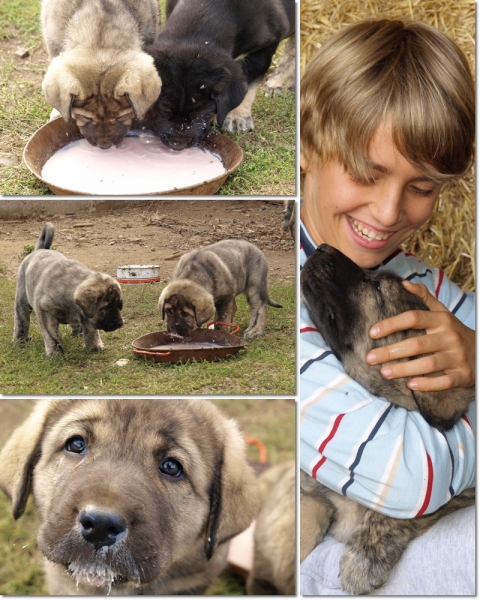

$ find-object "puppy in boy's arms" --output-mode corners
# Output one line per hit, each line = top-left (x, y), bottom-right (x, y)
(41, 0), (162, 149)
(146, 0), (295, 150)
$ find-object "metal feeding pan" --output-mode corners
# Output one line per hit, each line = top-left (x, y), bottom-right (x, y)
(131, 324), (247, 363)
(23, 116), (243, 196)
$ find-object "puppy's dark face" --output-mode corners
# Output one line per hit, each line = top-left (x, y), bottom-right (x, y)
(146, 43), (247, 150)
(75, 281), (124, 332)
(71, 97), (135, 150)
(300, 244), (427, 362)
(162, 295), (198, 336)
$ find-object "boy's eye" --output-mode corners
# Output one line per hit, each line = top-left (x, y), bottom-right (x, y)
(411, 186), (436, 197)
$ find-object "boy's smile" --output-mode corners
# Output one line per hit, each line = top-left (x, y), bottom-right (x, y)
(301, 120), (441, 268)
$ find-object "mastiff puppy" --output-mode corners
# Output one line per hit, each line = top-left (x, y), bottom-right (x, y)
(145, 0), (295, 150)
(299, 244), (475, 594)
(14, 223), (123, 357)
(0, 400), (260, 595)
(247, 461), (296, 595)
(41, 0), (162, 149)
(158, 240), (282, 340)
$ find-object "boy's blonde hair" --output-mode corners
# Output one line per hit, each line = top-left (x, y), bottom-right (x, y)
(300, 19), (475, 182)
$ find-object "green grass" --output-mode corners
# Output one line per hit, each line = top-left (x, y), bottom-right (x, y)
(0, 0), (295, 196)
(0, 399), (295, 595)
(0, 279), (295, 395)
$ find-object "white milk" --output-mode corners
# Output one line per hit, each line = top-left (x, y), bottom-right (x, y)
(41, 132), (226, 194)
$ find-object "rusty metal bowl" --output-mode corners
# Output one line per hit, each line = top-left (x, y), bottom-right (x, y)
(23, 117), (243, 196)
(131, 325), (247, 363)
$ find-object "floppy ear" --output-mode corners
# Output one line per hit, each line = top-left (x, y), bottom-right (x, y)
(212, 69), (248, 127)
(0, 402), (52, 519)
(205, 418), (260, 559)
(74, 275), (105, 318)
(42, 56), (82, 122)
(115, 53), (162, 120)
(158, 288), (168, 320)
(193, 293), (216, 327)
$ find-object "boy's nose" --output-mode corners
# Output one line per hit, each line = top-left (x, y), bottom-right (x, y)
(370, 188), (404, 228)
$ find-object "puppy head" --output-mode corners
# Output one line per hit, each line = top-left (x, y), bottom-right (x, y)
(145, 43), (247, 150)
(74, 274), (124, 331)
(42, 51), (161, 149)
(0, 400), (260, 589)
(158, 280), (215, 336)
(300, 244), (428, 362)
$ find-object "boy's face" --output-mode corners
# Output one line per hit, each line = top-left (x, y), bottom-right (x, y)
(300, 120), (441, 268)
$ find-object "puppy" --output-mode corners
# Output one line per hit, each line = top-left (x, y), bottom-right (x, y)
(14, 223), (123, 357)
(146, 0), (295, 150)
(299, 244), (475, 594)
(41, 0), (162, 149)
(246, 461), (296, 595)
(263, 36), (296, 96)
(0, 399), (260, 595)
(159, 240), (282, 340)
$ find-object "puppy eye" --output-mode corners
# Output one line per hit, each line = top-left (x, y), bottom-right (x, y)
(159, 458), (183, 477)
(65, 436), (87, 454)
(364, 278), (381, 292)
(181, 310), (190, 318)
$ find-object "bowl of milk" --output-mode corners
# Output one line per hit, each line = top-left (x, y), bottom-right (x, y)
(23, 117), (243, 196)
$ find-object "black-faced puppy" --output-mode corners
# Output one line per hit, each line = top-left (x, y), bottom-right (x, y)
(299, 243), (475, 594)
(14, 223), (123, 357)
(146, 0), (295, 150)
(41, 0), (162, 149)
(158, 240), (282, 339)
(0, 400), (260, 595)
(301, 243), (473, 429)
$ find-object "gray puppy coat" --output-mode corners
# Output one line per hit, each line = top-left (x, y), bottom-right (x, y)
(14, 223), (123, 357)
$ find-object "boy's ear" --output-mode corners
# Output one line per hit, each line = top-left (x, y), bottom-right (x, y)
(300, 151), (309, 172)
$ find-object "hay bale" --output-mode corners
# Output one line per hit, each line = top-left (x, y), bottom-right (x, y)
(300, 0), (475, 291)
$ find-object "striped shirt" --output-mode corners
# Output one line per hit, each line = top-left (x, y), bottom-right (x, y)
(300, 222), (476, 518)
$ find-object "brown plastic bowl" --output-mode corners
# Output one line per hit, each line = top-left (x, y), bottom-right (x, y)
(131, 328), (247, 363)
(23, 118), (243, 196)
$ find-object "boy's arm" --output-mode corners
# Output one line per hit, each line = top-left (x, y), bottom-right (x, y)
(300, 303), (476, 519)
(366, 281), (475, 391)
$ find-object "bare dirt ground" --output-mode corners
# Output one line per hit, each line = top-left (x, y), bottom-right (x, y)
(0, 200), (295, 282)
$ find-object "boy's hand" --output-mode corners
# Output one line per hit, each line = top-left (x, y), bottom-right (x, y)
(365, 281), (475, 391)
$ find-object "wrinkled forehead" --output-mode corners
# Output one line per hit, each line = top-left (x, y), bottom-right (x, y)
(41, 400), (213, 472)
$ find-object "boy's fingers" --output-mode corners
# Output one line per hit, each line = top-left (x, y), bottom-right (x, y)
(401, 280), (447, 312)
(407, 374), (461, 392)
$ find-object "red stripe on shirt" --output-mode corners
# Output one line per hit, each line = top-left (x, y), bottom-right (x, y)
(435, 270), (444, 299)
(301, 326), (318, 333)
(416, 452), (434, 516)
(312, 414), (346, 478)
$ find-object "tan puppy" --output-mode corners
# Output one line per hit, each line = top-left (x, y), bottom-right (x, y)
(158, 240), (282, 340)
(0, 399), (260, 595)
(247, 461), (296, 595)
(41, 0), (162, 149)
(14, 223), (123, 357)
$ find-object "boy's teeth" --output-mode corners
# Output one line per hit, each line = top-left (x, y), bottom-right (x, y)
(350, 217), (390, 241)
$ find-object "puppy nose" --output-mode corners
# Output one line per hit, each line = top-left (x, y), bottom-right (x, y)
(78, 508), (127, 549)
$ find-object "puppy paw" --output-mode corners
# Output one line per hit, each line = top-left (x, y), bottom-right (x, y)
(88, 341), (105, 353)
(45, 344), (65, 358)
(339, 547), (388, 595)
(222, 114), (254, 134)
(243, 329), (263, 340)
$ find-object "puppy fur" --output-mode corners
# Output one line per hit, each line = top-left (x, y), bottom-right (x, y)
(0, 399), (260, 595)
(158, 240), (281, 340)
(41, 0), (162, 148)
(299, 244), (475, 594)
(145, 0), (295, 150)
(14, 223), (123, 357)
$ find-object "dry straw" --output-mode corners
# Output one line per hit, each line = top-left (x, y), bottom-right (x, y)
(300, 0), (475, 291)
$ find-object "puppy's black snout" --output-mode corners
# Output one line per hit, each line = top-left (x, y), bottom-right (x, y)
(79, 508), (127, 549)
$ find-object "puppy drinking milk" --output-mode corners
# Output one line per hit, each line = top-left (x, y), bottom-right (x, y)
(41, 0), (162, 149)
(146, 0), (295, 150)
(159, 240), (281, 339)
(14, 223), (123, 357)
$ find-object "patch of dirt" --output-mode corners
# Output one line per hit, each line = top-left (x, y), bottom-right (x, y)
(0, 200), (295, 283)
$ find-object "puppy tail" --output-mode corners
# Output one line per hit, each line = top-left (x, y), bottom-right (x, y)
(35, 222), (55, 251)
(268, 297), (283, 309)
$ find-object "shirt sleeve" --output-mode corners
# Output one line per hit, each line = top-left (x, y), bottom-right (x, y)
(300, 252), (476, 519)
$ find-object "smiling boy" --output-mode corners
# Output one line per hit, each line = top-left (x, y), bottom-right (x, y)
(300, 19), (475, 595)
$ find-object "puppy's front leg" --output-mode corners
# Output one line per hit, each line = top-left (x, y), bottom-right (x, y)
(37, 312), (64, 356)
(214, 297), (237, 330)
(82, 323), (105, 352)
